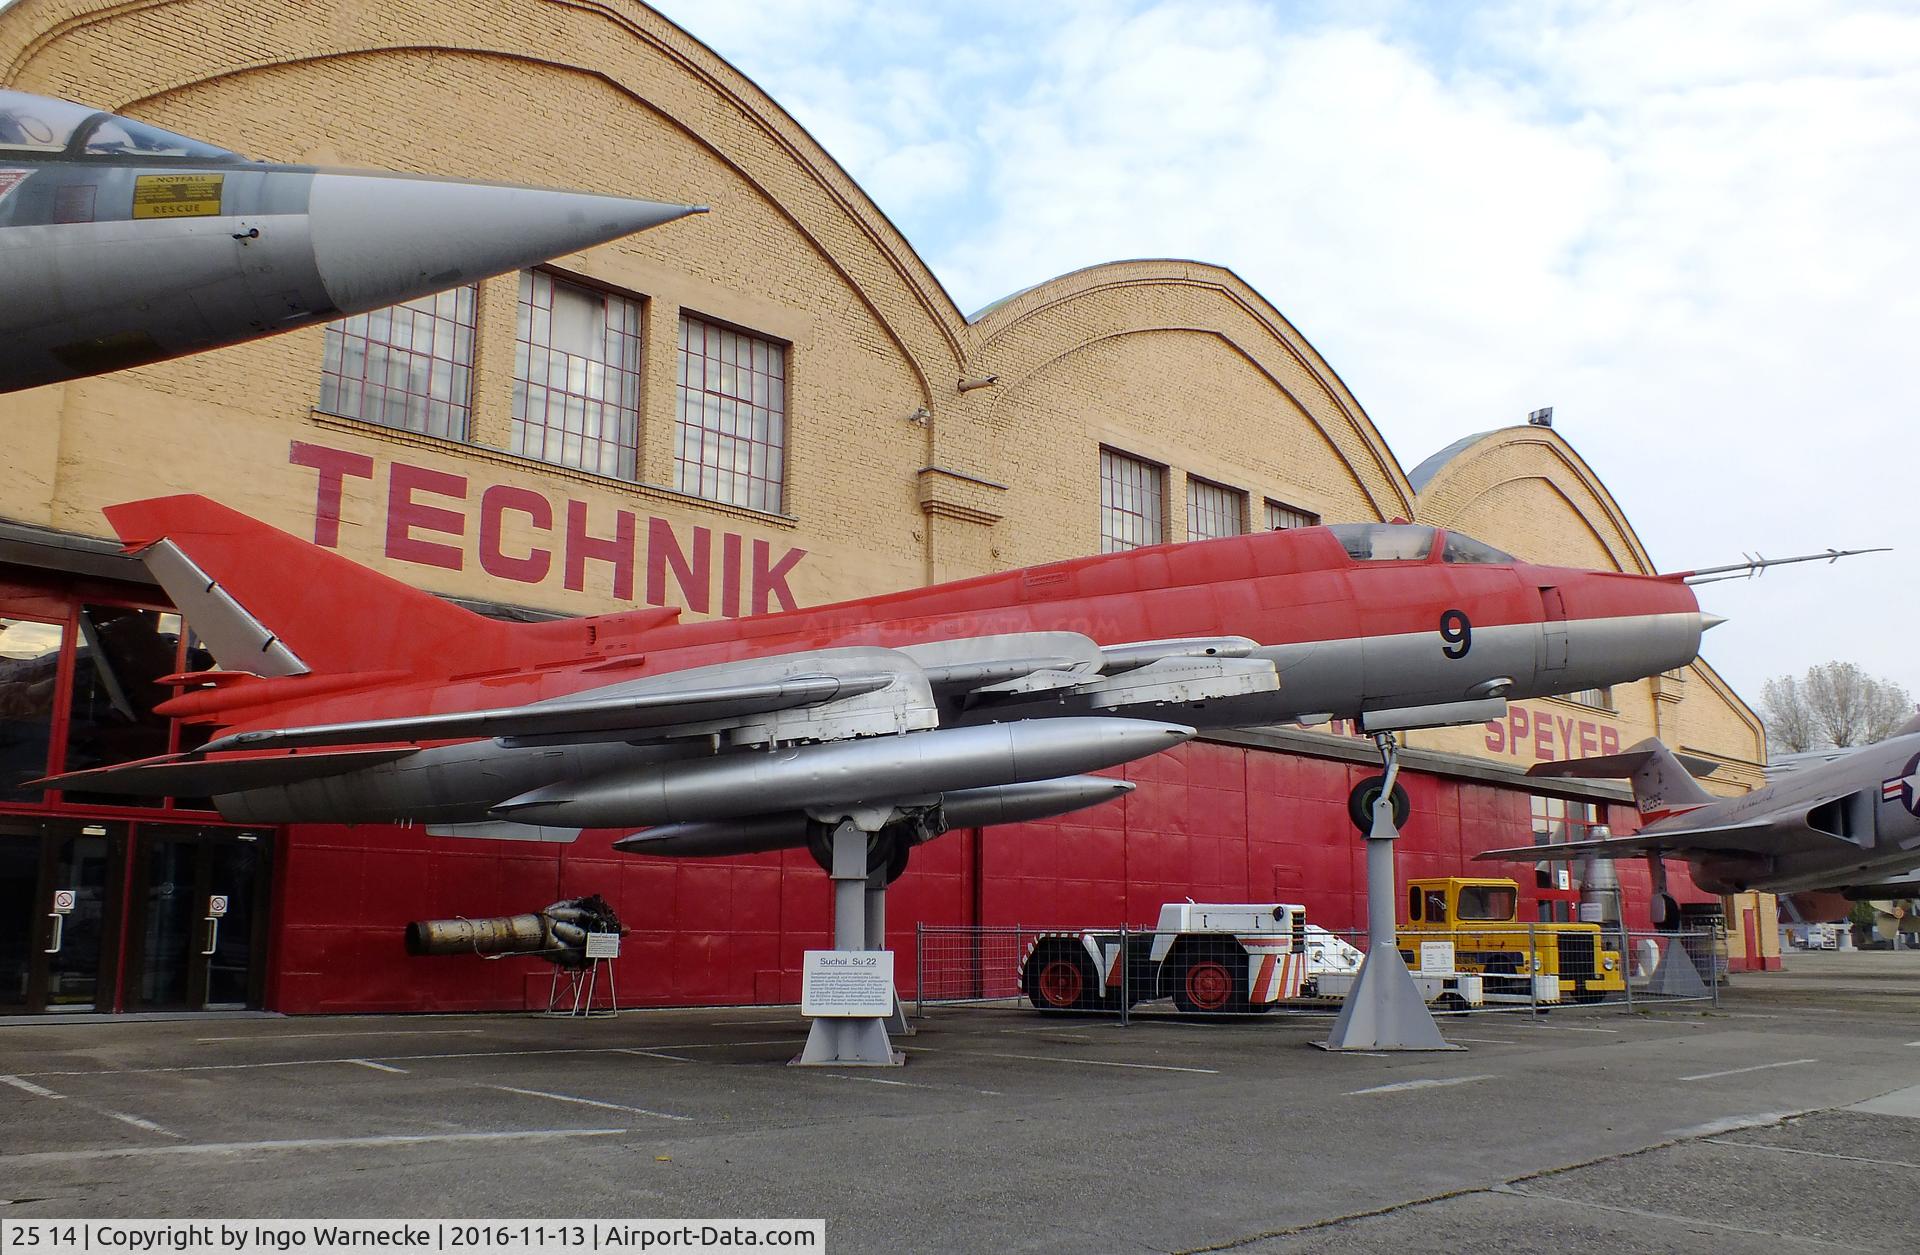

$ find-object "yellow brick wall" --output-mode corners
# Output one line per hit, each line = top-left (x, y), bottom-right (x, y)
(0, 0), (1761, 784)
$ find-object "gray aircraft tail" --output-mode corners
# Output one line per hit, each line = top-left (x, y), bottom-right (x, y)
(1527, 737), (1715, 818)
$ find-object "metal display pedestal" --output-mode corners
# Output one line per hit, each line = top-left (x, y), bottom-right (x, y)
(546, 960), (618, 1018)
(793, 820), (905, 1067)
(1319, 734), (1461, 1053)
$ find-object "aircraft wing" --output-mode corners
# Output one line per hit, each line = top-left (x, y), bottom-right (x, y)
(201, 672), (899, 752)
(1474, 819), (1780, 863)
(36, 746), (419, 797)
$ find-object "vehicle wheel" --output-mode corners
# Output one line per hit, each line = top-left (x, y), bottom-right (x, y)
(883, 838), (912, 885)
(1172, 944), (1247, 1014)
(1347, 775), (1411, 834)
(805, 826), (901, 879)
(1025, 945), (1098, 1013)
(1435, 992), (1468, 1013)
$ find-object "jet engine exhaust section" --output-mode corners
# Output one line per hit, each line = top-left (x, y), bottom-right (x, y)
(405, 895), (621, 969)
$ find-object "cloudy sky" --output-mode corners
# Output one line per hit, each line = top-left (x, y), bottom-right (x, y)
(651, 0), (1919, 712)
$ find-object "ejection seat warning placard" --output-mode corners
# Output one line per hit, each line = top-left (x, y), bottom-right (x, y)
(801, 949), (894, 1017)
(0, 169), (28, 205)
(132, 172), (224, 218)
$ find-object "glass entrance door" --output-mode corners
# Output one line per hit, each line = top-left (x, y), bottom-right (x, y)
(127, 826), (271, 1010)
(0, 819), (123, 1013)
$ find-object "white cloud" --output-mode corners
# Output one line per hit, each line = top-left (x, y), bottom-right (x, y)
(652, 0), (1920, 706)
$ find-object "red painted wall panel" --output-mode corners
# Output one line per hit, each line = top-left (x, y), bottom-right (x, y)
(266, 741), (1714, 1012)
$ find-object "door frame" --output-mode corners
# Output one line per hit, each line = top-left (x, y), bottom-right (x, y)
(122, 824), (273, 1012)
(4, 818), (128, 1014)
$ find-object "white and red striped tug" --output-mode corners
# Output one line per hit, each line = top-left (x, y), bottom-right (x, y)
(1020, 903), (1316, 1015)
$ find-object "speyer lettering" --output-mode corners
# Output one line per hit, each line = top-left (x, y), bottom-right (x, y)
(1483, 704), (1622, 762)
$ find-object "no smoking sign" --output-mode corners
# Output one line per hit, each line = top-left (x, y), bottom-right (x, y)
(51, 889), (76, 914)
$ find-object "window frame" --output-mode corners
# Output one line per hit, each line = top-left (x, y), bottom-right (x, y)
(317, 285), (478, 442)
(1099, 447), (1167, 554)
(1186, 476), (1248, 541)
(511, 267), (646, 482)
(1264, 499), (1320, 531)
(674, 310), (790, 514)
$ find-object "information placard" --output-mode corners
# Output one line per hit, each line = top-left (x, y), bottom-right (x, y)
(1418, 940), (1455, 974)
(801, 949), (895, 1017)
(584, 932), (621, 959)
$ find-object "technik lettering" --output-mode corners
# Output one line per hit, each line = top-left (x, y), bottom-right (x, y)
(291, 440), (806, 617)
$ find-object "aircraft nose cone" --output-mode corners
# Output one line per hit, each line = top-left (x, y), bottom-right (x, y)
(308, 171), (704, 314)
(1701, 614), (1728, 631)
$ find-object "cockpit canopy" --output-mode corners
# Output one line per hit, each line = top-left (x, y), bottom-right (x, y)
(0, 89), (243, 161)
(1326, 523), (1518, 565)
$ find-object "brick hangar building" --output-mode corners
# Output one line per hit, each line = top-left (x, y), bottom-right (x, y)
(0, 0), (1771, 1016)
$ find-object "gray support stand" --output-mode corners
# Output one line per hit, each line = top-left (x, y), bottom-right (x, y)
(866, 869), (914, 1037)
(793, 821), (904, 1067)
(1319, 734), (1461, 1052)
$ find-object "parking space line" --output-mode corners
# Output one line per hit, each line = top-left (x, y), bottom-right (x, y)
(484, 1084), (691, 1123)
(0, 1128), (627, 1166)
(1706, 1138), (1920, 1171)
(1447, 1037), (1520, 1045)
(0, 1075), (63, 1099)
(347, 1059), (408, 1074)
(818, 1074), (939, 1090)
(998, 1029), (1094, 1041)
(1524, 1024), (1621, 1034)
(196, 1030), (486, 1043)
(617, 1049), (697, 1063)
(1346, 1074), (1497, 1096)
(1679, 1059), (1817, 1082)
(14, 1040), (807, 1080)
(981, 1052), (1219, 1074)
(103, 1110), (182, 1139)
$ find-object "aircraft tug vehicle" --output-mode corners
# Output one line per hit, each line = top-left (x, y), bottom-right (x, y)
(1398, 876), (1624, 1004)
(1023, 903), (1312, 1013)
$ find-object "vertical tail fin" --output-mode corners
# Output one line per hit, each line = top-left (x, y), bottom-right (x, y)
(1527, 736), (1716, 817)
(105, 494), (513, 678)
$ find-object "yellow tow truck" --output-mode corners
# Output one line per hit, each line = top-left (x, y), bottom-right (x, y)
(1398, 876), (1625, 1003)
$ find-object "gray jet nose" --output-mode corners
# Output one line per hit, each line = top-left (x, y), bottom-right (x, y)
(307, 171), (704, 314)
(1700, 614), (1728, 631)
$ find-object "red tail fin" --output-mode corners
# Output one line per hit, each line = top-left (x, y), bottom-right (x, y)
(105, 494), (513, 678)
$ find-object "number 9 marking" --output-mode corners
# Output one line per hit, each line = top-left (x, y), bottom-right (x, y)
(1439, 608), (1472, 659)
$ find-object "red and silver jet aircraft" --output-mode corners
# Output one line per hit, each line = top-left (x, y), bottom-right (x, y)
(43, 496), (1724, 878)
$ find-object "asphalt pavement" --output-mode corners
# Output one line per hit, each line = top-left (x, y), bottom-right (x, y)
(1, 952), (1916, 1253)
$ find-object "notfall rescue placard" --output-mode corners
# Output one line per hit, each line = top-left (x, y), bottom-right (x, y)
(800, 950), (894, 1016)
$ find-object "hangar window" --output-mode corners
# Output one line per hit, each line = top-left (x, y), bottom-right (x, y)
(512, 271), (644, 481)
(1187, 478), (1246, 540)
(0, 616), (65, 801)
(1100, 448), (1166, 553)
(1326, 523), (1436, 562)
(676, 314), (787, 513)
(318, 286), (476, 441)
(1531, 795), (1599, 922)
(1265, 499), (1319, 531)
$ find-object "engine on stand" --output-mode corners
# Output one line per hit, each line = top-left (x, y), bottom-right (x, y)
(406, 896), (626, 1013)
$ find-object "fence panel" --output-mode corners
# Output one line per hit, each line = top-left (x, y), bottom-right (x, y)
(915, 921), (1723, 1021)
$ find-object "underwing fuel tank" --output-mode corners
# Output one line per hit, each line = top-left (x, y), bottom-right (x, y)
(496, 718), (1191, 828)
(0, 89), (704, 392)
(612, 774), (1137, 858)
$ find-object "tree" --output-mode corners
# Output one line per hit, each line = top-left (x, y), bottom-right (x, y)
(1760, 674), (1819, 754)
(1762, 662), (1914, 754)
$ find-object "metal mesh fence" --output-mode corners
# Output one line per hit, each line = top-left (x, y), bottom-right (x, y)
(914, 920), (1722, 1022)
